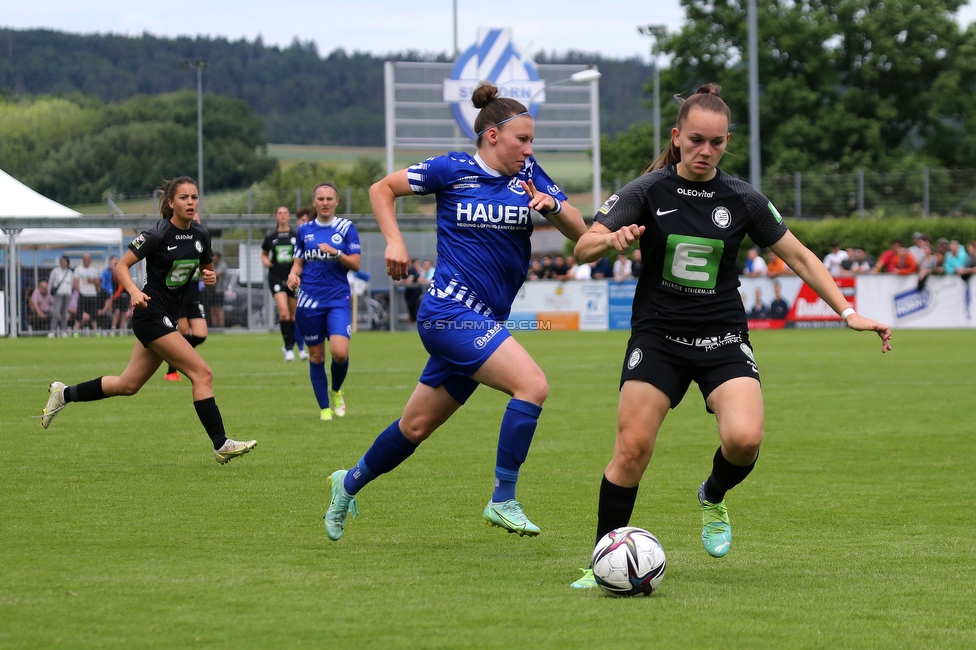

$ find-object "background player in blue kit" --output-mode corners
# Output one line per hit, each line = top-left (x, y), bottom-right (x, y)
(287, 183), (361, 421)
(322, 82), (588, 541)
(39, 177), (256, 464)
(569, 86), (891, 588)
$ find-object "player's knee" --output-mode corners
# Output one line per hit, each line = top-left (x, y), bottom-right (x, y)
(724, 429), (763, 463)
(398, 416), (435, 444)
(187, 364), (214, 387)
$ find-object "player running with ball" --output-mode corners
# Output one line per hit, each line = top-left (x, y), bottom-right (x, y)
(570, 85), (891, 588)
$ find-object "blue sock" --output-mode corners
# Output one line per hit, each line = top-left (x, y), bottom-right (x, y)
(492, 398), (543, 502)
(309, 361), (330, 409)
(344, 419), (418, 495)
(331, 359), (349, 391)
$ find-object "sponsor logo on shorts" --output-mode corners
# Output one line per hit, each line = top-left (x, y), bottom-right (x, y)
(627, 347), (642, 369)
(666, 332), (743, 352)
(163, 316), (174, 328)
(273, 283), (282, 293)
(598, 194), (620, 215)
(474, 323), (503, 349)
(711, 206), (731, 228)
(741, 343), (759, 373)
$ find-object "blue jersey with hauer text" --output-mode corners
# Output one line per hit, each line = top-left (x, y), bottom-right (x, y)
(293, 217), (361, 310)
(408, 152), (567, 318)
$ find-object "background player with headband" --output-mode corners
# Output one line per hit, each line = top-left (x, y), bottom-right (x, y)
(39, 177), (256, 464)
(287, 183), (361, 421)
(569, 85), (891, 588)
(321, 82), (587, 542)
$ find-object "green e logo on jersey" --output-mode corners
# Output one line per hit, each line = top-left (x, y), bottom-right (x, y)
(663, 234), (725, 289)
(275, 244), (293, 262)
(166, 259), (200, 287)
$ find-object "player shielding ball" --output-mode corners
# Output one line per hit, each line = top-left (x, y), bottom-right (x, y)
(570, 85), (891, 588)
(287, 183), (361, 421)
(39, 177), (256, 464)
(321, 82), (587, 541)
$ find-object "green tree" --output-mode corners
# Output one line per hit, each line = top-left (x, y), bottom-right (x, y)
(603, 0), (969, 182)
(0, 95), (101, 179)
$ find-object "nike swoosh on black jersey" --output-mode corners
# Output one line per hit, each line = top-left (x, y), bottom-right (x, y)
(656, 208), (677, 216)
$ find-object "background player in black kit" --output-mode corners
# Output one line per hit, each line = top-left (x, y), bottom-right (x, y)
(39, 177), (257, 465)
(570, 86), (891, 588)
(263, 205), (303, 361)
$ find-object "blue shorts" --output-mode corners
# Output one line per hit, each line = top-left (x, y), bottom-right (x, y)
(416, 297), (511, 405)
(296, 306), (351, 345)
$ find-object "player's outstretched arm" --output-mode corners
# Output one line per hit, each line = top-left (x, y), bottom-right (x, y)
(574, 222), (644, 263)
(771, 231), (892, 353)
(370, 169), (413, 279)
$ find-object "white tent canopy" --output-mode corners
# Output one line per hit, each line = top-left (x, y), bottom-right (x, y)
(0, 168), (123, 245)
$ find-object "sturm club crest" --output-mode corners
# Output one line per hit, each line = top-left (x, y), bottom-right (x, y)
(163, 316), (174, 328)
(194, 240), (204, 253)
(711, 206), (731, 229)
(442, 28), (544, 140)
(627, 348), (643, 369)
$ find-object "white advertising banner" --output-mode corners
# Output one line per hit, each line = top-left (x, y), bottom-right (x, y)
(854, 274), (974, 329)
(510, 280), (608, 330)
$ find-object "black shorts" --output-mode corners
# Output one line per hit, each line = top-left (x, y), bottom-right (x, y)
(131, 309), (179, 347)
(78, 294), (101, 317)
(621, 330), (761, 411)
(269, 277), (295, 298)
(180, 299), (206, 320)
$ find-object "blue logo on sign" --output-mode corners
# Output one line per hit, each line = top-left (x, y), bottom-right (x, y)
(443, 28), (544, 140)
(893, 287), (932, 318)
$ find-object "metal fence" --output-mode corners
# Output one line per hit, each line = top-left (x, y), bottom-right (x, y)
(764, 168), (976, 219)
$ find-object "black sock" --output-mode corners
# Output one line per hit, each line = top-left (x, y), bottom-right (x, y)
(64, 377), (106, 403)
(167, 365), (177, 375)
(280, 320), (295, 349)
(186, 334), (206, 348)
(703, 446), (757, 503)
(193, 397), (227, 449)
(595, 475), (640, 547)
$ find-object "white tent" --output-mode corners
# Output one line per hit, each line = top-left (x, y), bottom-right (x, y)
(0, 169), (123, 245)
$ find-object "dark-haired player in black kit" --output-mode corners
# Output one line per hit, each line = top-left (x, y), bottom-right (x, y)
(570, 85), (891, 588)
(165, 215), (209, 381)
(263, 205), (304, 361)
(39, 176), (256, 464)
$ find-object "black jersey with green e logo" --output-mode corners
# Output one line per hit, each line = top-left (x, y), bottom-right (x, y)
(595, 164), (787, 337)
(262, 228), (297, 283)
(128, 219), (213, 319)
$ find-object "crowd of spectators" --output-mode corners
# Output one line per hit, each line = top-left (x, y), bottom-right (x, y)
(524, 250), (642, 282)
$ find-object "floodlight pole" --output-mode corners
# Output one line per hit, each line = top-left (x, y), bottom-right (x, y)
(748, 0), (761, 190)
(183, 58), (208, 214)
(638, 25), (667, 157)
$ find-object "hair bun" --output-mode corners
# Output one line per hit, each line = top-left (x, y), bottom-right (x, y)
(471, 82), (500, 109)
(696, 84), (722, 96)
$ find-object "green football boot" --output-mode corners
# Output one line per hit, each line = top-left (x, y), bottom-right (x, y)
(570, 567), (597, 589)
(483, 499), (540, 536)
(699, 482), (732, 558)
(324, 470), (359, 541)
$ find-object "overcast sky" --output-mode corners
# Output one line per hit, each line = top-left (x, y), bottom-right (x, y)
(4, 1), (976, 62)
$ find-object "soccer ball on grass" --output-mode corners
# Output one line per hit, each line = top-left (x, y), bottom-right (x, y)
(591, 526), (666, 597)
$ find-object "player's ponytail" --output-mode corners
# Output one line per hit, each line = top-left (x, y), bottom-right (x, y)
(644, 84), (731, 174)
(472, 82), (530, 146)
(158, 176), (198, 220)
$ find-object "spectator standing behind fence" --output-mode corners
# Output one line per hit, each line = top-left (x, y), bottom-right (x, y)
(822, 241), (848, 276)
(765, 250), (794, 277)
(908, 233), (926, 266)
(743, 247), (767, 277)
(552, 254), (570, 280)
(873, 240), (918, 274)
(402, 259), (424, 323)
(48, 256), (74, 336)
(591, 255), (613, 279)
(29, 280), (54, 334)
(613, 252), (633, 282)
(943, 240), (969, 275)
(916, 240), (940, 289)
(74, 253), (101, 333)
(631, 249), (642, 278)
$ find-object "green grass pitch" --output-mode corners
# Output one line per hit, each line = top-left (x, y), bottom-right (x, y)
(1, 329), (974, 648)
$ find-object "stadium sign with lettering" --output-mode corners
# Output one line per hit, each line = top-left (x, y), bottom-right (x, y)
(443, 28), (545, 140)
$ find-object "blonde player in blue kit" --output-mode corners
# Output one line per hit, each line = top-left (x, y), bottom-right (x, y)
(322, 82), (588, 541)
(287, 183), (361, 421)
